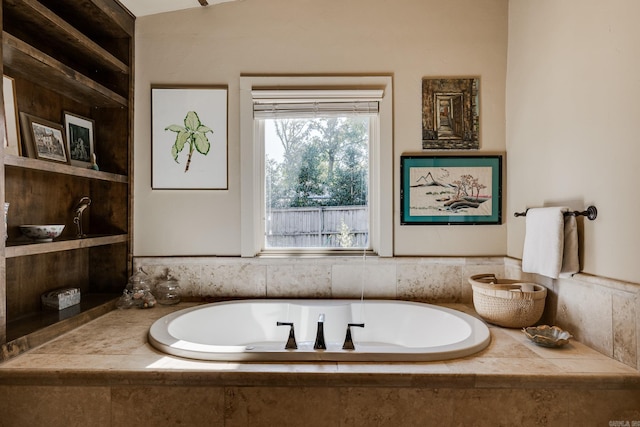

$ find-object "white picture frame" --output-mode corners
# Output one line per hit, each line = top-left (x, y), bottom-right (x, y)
(3, 75), (21, 156)
(151, 86), (228, 190)
(64, 112), (95, 168)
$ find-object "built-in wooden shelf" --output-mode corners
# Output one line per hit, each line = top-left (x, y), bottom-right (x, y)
(4, 155), (128, 183)
(2, 33), (128, 108)
(6, 234), (128, 258)
(0, 0), (133, 362)
(3, 0), (129, 74)
(39, 0), (135, 39)
(2, 294), (118, 358)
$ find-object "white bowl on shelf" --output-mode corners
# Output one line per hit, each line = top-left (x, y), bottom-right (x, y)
(19, 225), (65, 242)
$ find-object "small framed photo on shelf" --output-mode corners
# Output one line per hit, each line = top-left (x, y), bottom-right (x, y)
(3, 75), (21, 156)
(400, 154), (502, 225)
(19, 112), (69, 164)
(64, 112), (95, 168)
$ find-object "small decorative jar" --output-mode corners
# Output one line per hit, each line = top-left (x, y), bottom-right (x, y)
(154, 274), (181, 305)
(127, 268), (156, 308)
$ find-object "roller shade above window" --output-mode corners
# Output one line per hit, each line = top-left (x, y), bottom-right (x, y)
(252, 89), (383, 118)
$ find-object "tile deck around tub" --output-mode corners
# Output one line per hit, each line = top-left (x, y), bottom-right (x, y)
(1, 303), (639, 426)
(0, 302), (637, 390)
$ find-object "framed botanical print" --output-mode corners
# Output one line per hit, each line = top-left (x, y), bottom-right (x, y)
(151, 85), (228, 190)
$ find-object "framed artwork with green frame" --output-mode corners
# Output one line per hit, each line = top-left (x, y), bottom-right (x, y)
(400, 154), (502, 225)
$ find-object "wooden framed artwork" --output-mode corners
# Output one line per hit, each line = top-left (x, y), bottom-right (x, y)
(422, 77), (480, 150)
(19, 112), (69, 164)
(3, 75), (21, 156)
(151, 85), (228, 190)
(400, 154), (502, 225)
(64, 111), (95, 167)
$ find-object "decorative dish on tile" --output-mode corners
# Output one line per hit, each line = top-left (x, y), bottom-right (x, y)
(523, 325), (573, 348)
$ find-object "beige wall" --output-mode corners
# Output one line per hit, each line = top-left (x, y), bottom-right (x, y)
(506, 0), (640, 284)
(134, 0), (640, 284)
(133, 0), (509, 257)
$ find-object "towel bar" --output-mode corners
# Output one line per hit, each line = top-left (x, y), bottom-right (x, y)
(514, 206), (597, 221)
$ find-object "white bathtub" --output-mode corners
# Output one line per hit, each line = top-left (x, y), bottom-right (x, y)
(148, 299), (491, 362)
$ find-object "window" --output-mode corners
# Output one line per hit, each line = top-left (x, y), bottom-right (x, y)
(240, 76), (393, 256)
(257, 95), (378, 250)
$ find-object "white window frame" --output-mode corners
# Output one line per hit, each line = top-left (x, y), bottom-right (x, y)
(240, 76), (393, 257)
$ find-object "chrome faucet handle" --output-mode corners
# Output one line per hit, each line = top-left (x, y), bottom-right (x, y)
(342, 323), (365, 350)
(276, 321), (298, 350)
(313, 313), (326, 350)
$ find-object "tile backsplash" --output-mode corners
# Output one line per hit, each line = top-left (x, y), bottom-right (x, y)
(134, 256), (639, 370)
(133, 256), (505, 302)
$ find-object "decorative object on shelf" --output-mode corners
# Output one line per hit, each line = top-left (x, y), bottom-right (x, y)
(63, 111), (95, 168)
(41, 287), (80, 310)
(422, 77), (479, 150)
(19, 112), (70, 164)
(151, 85), (228, 190)
(523, 325), (573, 348)
(468, 273), (547, 328)
(19, 224), (65, 242)
(4, 202), (9, 241)
(73, 196), (91, 238)
(87, 153), (99, 171)
(400, 154), (502, 225)
(3, 75), (21, 156)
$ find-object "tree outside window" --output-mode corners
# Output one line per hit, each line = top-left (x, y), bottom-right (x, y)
(264, 117), (369, 248)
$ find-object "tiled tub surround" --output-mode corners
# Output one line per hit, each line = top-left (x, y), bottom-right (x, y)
(133, 256), (505, 304)
(134, 256), (640, 370)
(0, 303), (638, 426)
(503, 258), (640, 371)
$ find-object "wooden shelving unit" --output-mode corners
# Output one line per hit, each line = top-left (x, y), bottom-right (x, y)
(0, 0), (134, 360)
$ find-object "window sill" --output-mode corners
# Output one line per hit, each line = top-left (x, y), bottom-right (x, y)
(256, 249), (377, 258)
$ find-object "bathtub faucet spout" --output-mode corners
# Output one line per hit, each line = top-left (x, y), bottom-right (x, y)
(313, 313), (326, 350)
(276, 322), (297, 350)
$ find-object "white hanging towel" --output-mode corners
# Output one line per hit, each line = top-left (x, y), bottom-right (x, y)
(522, 207), (579, 279)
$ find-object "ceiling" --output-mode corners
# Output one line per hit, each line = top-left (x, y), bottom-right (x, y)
(118, 0), (235, 17)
